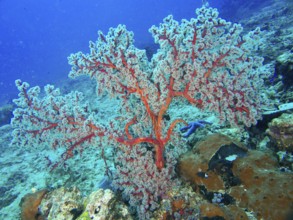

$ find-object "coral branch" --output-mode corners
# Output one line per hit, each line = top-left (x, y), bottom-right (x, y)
(11, 80), (107, 169)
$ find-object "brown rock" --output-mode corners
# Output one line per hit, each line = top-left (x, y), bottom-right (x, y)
(267, 113), (293, 152)
(20, 189), (48, 220)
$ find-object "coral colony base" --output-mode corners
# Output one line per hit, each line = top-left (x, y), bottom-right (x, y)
(11, 6), (274, 219)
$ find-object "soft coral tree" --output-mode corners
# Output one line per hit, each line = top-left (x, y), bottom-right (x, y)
(11, 80), (107, 169)
(11, 6), (271, 219)
(11, 6), (270, 171)
(67, 7), (269, 170)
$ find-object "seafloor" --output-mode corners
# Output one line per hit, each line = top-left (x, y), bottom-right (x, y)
(0, 0), (292, 219)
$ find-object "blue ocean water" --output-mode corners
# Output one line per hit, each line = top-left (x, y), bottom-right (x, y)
(1, 0), (276, 105)
(0, 0), (225, 105)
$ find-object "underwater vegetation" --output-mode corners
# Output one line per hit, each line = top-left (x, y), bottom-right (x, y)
(3, 2), (292, 220)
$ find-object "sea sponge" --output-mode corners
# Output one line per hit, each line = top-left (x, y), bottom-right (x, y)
(230, 150), (293, 220)
(20, 189), (47, 220)
(178, 134), (247, 191)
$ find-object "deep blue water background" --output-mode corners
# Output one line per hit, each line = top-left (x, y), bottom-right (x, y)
(0, 0), (241, 105)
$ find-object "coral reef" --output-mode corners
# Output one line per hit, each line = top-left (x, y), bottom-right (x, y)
(111, 145), (178, 219)
(20, 187), (132, 220)
(178, 134), (293, 220)
(38, 187), (83, 220)
(236, 0), (293, 105)
(1, 1), (292, 219)
(9, 6), (272, 219)
(77, 189), (132, 220)
(266, 113), (293, 152)
(153, 186), (201, 219)
(276, 51), (293, 89)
